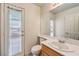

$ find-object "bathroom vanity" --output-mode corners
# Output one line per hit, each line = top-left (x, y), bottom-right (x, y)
(39, 35), (79, 56)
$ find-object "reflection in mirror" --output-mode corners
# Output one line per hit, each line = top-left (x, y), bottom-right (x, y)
(54, 5), (79, 40)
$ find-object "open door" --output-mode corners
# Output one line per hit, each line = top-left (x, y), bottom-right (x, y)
(4, 4), (25, 56)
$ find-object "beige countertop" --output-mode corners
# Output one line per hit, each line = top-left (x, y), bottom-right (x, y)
(39, 35), (79, 56)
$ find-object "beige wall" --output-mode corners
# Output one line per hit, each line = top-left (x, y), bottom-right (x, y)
(1, 3), (40, 55)
(40, 4), (54, 35)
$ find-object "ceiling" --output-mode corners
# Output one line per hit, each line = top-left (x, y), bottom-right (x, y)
(34, 3), (49, 7)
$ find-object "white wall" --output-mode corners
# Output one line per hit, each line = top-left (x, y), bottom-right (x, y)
(55, 5), (79, 39)
(24, 4), (40, 55)
(0, 3), (40, 55)
(40, 4), (55, 35)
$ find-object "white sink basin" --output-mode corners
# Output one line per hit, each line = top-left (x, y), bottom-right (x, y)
(49, 42), (74, 52)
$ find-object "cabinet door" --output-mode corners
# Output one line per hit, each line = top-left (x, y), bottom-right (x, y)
(41, 45), (63, 56)
(41, 51), (48, 56)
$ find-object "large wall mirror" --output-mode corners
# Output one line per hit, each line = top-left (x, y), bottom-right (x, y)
(53, 4), (79, 40)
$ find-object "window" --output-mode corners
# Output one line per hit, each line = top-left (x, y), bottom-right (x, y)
(50, 20), (54, 37)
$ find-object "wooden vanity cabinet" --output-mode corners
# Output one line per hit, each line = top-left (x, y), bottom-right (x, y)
(40, 44), (63, 56)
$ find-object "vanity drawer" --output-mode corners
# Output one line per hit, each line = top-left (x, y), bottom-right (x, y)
(41, 44), (63, 56)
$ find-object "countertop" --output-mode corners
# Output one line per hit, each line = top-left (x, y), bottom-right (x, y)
(39, 35), (79, 56)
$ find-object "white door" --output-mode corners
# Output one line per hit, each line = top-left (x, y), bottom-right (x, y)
(4, 4), (25, 56)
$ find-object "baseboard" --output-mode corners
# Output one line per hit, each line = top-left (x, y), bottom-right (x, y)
(24, 50), (31, 56)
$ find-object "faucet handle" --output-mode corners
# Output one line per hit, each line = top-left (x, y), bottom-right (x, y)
(58, 40), (65, 43)
(65, 32), (69, 35)
(58, 38), (65, 43)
